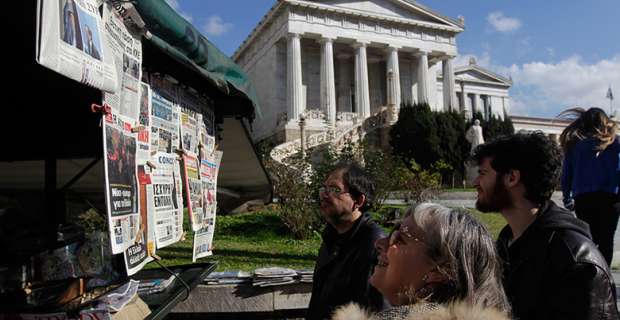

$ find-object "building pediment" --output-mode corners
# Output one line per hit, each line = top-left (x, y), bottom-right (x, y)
(454, 65), (512, 87)
(308, 0), (464, 29)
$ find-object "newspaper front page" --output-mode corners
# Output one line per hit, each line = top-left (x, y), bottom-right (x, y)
(149, 152), (184, 249)
(103, 113), (140, 254)
(102, 3), (142, 120)
(183, 154), (204, 231)
(36, 0), (117, 92)
(193, 150), (223, 261)
(150, 76), (184, 249)
(124, 82), (155, 275)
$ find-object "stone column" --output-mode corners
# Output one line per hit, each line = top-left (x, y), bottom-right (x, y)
(417, 50), (429, 104)
(336, 54), (352, 113)
(319, 37), (337, 126)
(460, 82), (472, 119)
(353, 42), (370, 118)
(442, 56), (457, 112)
(286, 33), (304, 121)
(386, 46), (401, 109)
(473, 93), (480, 117)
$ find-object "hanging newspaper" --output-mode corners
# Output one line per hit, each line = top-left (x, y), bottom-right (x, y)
(193, 150), (223, 261)
(150, 77), (184, 248)
(102, 3), (142, 120)
(179, 88), (203, 156)
(183, 154), (204, 231)
(103, 113), (140, 254)
(149, 152), (184, 249)
(36, 0), (117, 92)
(124, 82), (155, 276)
(192, 215), (216, 262)
(150, 78), (179, 155)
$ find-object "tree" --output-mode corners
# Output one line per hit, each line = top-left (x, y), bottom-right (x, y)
(390, 103), (441, 170)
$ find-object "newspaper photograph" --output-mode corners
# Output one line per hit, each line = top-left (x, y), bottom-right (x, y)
(192, 215), (216, 262)
(150, 152), (184, 249)
(102, 3), (142, 120)
(36, 0), (117, 92)
(183, 154), (204, 231)
(103, 113), (140, 254)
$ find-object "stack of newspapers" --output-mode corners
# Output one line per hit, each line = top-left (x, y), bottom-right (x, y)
(137, 274), (176, 295)
(204, 271), (252, 285)
(297, 269), (314, 283)
(252, 267), (297, 287)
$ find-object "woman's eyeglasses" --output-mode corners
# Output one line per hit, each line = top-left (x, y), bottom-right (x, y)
(388, 222), (426, 246)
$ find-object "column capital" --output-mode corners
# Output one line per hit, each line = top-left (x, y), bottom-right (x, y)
(318, 36), (336, 44)
(287, 32), (301, 39)
(415, 49), (429, 57)
(386, 44), (402, 51)
(352, 40), (370, 48)
(441, 54), (457, 61)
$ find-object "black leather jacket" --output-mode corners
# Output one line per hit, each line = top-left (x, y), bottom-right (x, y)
(306, 213), (386, 320)
(497, 201), (619, 320)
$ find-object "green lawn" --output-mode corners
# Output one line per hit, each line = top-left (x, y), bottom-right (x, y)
(150, 206), (506, 272)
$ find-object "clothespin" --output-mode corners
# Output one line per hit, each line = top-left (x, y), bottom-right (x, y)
(146, 161), (157, 169)
(175, 148), (186, 157)
(90, 103), (111, 115)
(131, 125), (146, 133)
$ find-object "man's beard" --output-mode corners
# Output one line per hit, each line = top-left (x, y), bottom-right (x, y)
(476, 176), (512, 212)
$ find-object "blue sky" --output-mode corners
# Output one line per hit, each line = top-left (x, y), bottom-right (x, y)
(166, 0), (620, 118)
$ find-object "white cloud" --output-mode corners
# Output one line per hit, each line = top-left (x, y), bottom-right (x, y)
(506, 55), (620, 116)
(165, 0), (193, 22)
(203, 15), (233, 37)
(487, 12), (521, 33)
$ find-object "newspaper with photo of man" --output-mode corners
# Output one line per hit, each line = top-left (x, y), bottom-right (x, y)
(36, 0), (117, 92)
(103, 113), (140, 254)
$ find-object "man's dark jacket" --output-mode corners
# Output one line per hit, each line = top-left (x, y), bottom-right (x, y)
(306, 213), (385, 320)
(497, 201), (619, 320)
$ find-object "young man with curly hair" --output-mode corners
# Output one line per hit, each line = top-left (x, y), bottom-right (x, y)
(472, 132), (618, 320)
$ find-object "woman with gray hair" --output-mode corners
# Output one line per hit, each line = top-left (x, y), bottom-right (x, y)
(332, 203), (511, 320)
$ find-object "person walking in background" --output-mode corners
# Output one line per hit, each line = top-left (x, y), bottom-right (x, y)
(472, 132), (618, 320)
(331, 203), (511, 320)
(559, 107), (620, 266)
(306, 162), (385, 320)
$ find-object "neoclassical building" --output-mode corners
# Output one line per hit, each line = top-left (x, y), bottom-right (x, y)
(234, 0), (468, 144)
(449, 57), (512, 120)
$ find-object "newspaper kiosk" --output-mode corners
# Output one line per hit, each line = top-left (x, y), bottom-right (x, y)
(1, 1), (270, 318)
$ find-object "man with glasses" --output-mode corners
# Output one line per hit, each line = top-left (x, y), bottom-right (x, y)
(306, 162), (385, 320)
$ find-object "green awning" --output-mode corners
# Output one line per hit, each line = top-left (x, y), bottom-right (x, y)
(133, 0), (262, 118)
